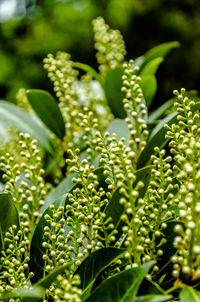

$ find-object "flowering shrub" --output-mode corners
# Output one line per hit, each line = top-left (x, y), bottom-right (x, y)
(0, 17), (199, 301)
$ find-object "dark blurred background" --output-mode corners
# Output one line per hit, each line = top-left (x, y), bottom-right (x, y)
(0, 0), (200, 109)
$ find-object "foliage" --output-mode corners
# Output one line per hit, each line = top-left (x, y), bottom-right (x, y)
(0, 17), (200, 301)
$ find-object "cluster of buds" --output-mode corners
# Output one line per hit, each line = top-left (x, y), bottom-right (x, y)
(171, 134), (200, 281)
(121, 60), (148, 161)
(65, 148), (111, 262)
(78, 108), (99, 163)
(53, 273), (82, 302)
(43, 205), (69, 275)
(165, 88), (200, 147)
(164, 89), (200, 282)
(0, 133), (47, 224)
(143, 147), (177, 272)
(92, 16), (126, 76)
(0, 225), (33, 291)
(43, 52), (81, 149)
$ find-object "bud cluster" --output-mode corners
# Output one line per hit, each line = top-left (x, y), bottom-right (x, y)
(43, 52), (81, 149)
(143, 148), (177, 272)
(66, 148), (110, 263)
(53, 273), (82, 302)
(171, 134), (200, 281)
(0, 225), (33, 292)
(92, 16), (126, 76)
(121, 60), (149, 161)
(0, 133), (47, 221)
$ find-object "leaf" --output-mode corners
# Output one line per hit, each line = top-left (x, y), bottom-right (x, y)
(85, 262), (154, 302)
(29, 194), (67, 282)
(143, 41), (180, 66)
(0, 192), (19, 250)
(105, 119), (130, 144)
(26, 89), (65, 139)
(76, 248), (125, 300)
(105, 67), (126, 118)
(138, 278), (165, 296)
(134, 295), (171, 302)
(36, 261), (73, 289)
(140, 57), (164, 77)
(72, 62), (104, 89)
(140, 75), (157, 108)
(41, 172), (77, 213)
(0, 101), (55, 155)
(180, 286), (200, 302)
(0, 286), (44, 302)
(148, 99), (174, 123)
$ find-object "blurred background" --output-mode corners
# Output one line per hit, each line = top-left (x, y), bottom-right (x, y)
(0, 0), (200, 109)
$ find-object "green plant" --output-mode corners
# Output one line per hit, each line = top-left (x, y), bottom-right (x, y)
(0, 17), (199, 301)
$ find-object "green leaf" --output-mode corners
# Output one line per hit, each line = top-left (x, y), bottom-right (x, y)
(41, 172), (77, 213)
(138, 278), (165, 296)
(36, 261), (73, 289)
(134, 295), (171, 302)
(76, 248), (125, 300)
(180, 286), (200, 302)
(105, 67), (126, 118)
(0, 286), (44, 302)
(26, 89), (65, 139)
(0, 192), (19, 250)
(105, 119), (130, 144)
(143, 41), (180, 65)
(148, 99), (174, 123)
(29, 194), (67, 282)
(72, 62), (104, 89)
(140, 75), (157, 108)
(0, 101), (55, 155)
(140, 57), (164, 77)
(85, 262), (154, 302)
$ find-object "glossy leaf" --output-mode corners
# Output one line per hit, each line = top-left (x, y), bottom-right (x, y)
(134, 295), (171, 302)
(76, 248), (125, 300)
(36, 261), (73, 289)
(143, 41), (180, 66)
(105, 119), (130, 144)
(0, 101), (54, 155)
(140, 75), (157, 108)
(41, 172), (77, 213)
(180, 286), (200, 302)
(138, 278), (165, 296)
(85, 262), (154, 302)
(148, 99), (174, 123)
(105, 67), (126, 118)
(0, 286), (44, 302)
(140, 57), (164, 77)
(26, 89), (65, 139)
(0, 192), (19, 250)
